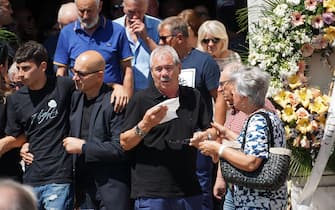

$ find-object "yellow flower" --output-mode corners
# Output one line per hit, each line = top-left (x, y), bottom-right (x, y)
(324, 26), (335, 42)
(288, 75), (302, 89)
(273, 90), (289, 108)
(324, 0), (335, 13)
(281, 105), (297, 122)
(295, 87), (312, 108)
(309, 96), (330, 114)
(296, 118), (313, 134)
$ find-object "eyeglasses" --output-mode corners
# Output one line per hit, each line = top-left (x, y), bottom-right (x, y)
(219, 80), (229, 87)
(201, 38), (221, 44)
(72, 68), (102, 78)
(159, 35), (175, 42)
(8, 82), (23, 89)
(152, 64), (175, 72)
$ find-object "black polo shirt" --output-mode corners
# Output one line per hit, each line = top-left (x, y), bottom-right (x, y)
(122, 85), (212, 198)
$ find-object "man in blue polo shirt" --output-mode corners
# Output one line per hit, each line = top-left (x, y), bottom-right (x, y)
(114, 0), (160, 91)
(54, 0), (133, 111)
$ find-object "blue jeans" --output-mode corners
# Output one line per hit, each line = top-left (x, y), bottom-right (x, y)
(223, 187), (235, 210)
(196, 151), (213, 210)
(135, 195), (202, 210)
(33, 183), (73, 210)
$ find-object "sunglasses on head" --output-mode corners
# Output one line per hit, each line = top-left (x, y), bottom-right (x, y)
(201, 37), (221, 44)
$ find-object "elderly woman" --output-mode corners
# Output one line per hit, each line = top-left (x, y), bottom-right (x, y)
(191, 66), (287, 209)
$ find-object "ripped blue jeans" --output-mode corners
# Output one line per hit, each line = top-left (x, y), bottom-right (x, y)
(33, 183), (73, 210)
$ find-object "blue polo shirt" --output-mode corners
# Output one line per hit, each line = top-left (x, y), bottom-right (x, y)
(114, 15), (161, 91)
(54, 16), (133, 84)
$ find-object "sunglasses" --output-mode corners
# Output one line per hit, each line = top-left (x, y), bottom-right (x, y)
(201, 38), (221, 44)
(159, 35), (175, 42)
(72, 68), (102, 78)
(112, 4), (124, 10)
(8, 82), (23, 89)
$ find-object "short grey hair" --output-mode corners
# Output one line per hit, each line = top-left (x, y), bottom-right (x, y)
(158, 16), (189, 37)
(229, 66), (270, 107)
(57, 2), (78, 23)
(0, 179), (37, 210)
(150, 45), (181, 68)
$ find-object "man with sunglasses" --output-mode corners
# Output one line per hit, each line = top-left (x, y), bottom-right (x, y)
(62, 50), (130, 209)
(158, 16), (220, 210)
(114, 0), (161, 92)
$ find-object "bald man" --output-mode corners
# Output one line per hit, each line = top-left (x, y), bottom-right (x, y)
(62, 50), (130, 210)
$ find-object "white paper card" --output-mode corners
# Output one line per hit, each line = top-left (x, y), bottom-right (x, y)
(153, 97), (180, 124)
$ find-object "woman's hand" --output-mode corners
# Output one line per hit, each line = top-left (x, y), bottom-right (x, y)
(198, 140), (221, 163)
(189, 131), (208, 148)
(211, 122), (227, 140)
(199, 140), (221, 155)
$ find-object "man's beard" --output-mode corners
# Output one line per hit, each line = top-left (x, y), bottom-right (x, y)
(80, 15), (99, 29)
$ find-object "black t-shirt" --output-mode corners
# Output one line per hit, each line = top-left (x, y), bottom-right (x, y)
(122, 85), (212, 198)
(0, 98), (22, 182)
(5, 75), (75, 186)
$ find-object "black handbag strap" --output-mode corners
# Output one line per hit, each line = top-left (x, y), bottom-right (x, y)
(242, 111), (274, 151)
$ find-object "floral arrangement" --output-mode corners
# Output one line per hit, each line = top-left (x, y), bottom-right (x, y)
(247, 0), (335, 176)
(248, 0), (335, 96)
(271, 75), (330, 176)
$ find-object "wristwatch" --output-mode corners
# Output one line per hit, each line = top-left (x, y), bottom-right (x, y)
(134, 124), (147, 138)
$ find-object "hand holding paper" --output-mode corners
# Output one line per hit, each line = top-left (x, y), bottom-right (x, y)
(153, 97), (180, 124)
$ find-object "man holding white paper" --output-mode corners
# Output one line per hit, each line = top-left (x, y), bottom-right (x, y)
(120, 45), (212, 210)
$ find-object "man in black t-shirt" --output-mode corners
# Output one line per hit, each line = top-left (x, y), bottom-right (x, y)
(120, 45), (212, 210)
(0, 41), (74, 210)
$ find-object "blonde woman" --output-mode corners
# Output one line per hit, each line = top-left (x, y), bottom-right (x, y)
(198, 20), (241, 70)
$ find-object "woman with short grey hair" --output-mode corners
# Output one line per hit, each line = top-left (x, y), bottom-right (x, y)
(229, 66), (269, 108)
(191, 66), (288, 209)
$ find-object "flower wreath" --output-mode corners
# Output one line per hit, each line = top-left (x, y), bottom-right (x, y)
(248, 0), (335, 177)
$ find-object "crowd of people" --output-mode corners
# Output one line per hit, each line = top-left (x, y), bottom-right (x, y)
(0, 0), (288, 210)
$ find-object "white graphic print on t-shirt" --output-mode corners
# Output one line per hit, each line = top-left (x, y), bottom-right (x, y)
(31, 99), (59, 125)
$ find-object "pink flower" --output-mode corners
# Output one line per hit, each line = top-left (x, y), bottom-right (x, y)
(323, 12), (335, 25)
(311, 35), (329, 49)
(291, 12), (305, 27)
(304, 0), (318, 11)
(296, 107), (310, 119)
(311, 15), (324, 28)
(301, 43), (315, 57)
